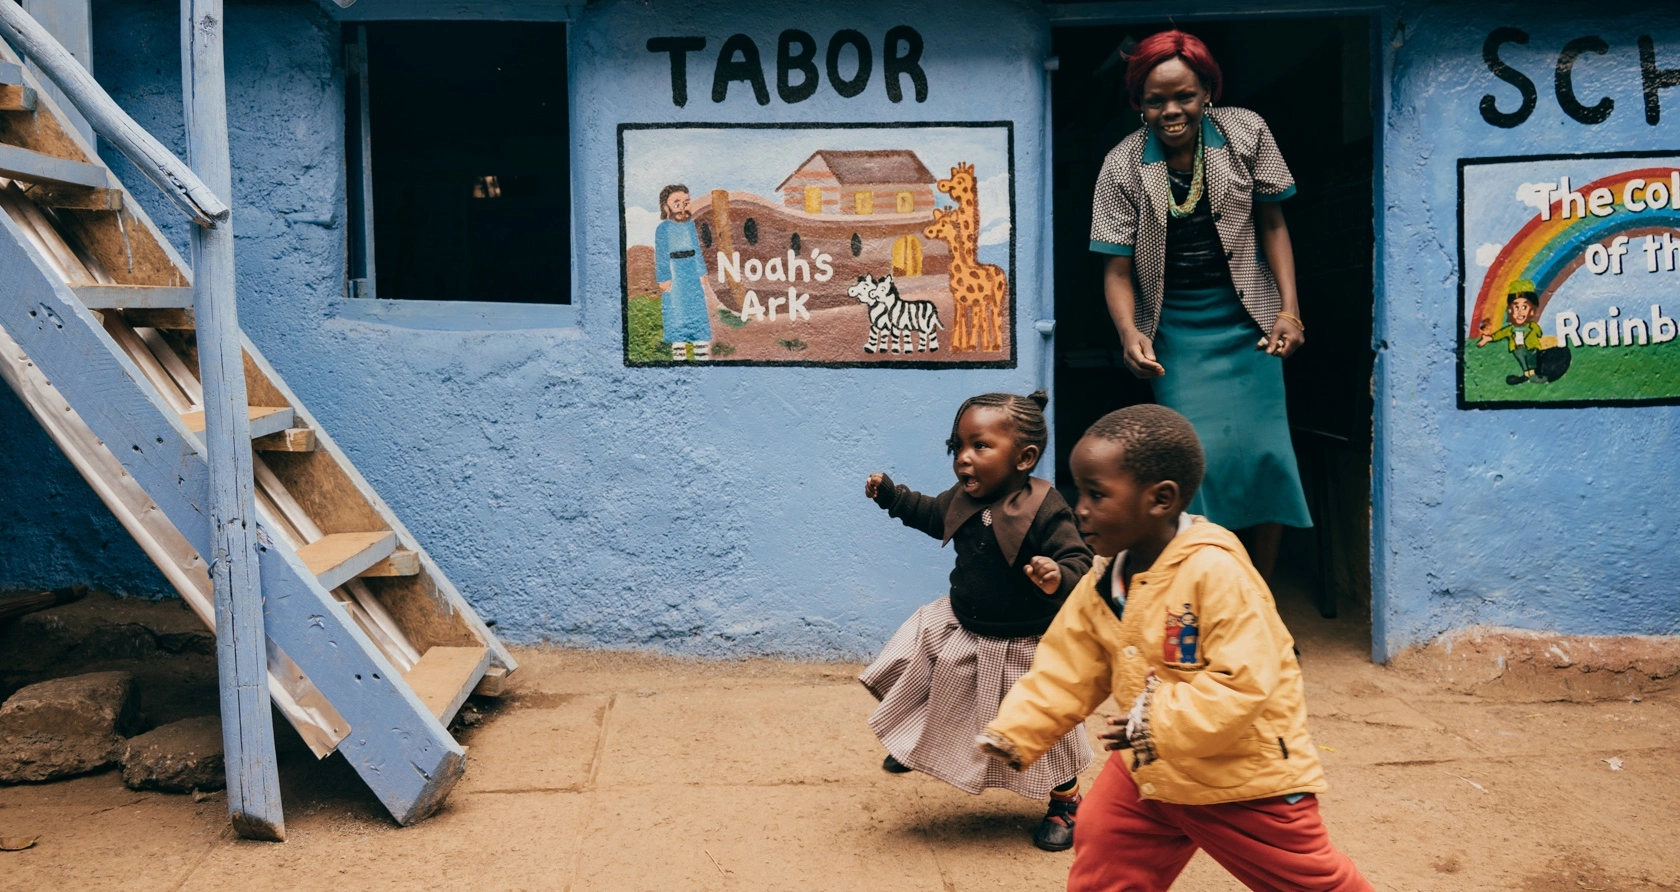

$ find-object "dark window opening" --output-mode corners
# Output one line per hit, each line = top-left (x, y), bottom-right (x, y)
(700, 222), (713, 248)
(790, 232), (802, 253)
(850, 233), (863, 257)
(743, 218), (759, 245)
(354, 22), (570, 304)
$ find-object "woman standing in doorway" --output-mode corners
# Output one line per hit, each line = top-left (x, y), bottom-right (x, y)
(1089, 29), (1311, 578)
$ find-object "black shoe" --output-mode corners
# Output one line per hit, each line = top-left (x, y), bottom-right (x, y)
(882, 754), (912, 774)
(1506, 374), (1527, 385)
(1033, 794), (1080, 851)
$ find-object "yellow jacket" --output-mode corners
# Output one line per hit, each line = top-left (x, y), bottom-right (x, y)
(982, 518), (1327, 805)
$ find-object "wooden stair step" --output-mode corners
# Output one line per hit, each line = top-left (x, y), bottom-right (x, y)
(181, 406), (294, 439)
(296, 531), (396, 592)
(472, 664), (509, 698)
(403, 646), (491, 723)
(359, 549), (419, 577)
(74, 284), (191, 309)
(19, 183), (120, 211)
(0, 84), (36, 113)
(0, 59), (23, 87)
(0, 143), (108, 191)
(253, 427), (316, 453)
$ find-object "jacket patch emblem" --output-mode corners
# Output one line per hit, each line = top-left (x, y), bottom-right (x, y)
(1163, 603), (1200, 665)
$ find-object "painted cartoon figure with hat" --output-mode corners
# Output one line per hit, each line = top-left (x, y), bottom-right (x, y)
(1477, 279), (1550, 385)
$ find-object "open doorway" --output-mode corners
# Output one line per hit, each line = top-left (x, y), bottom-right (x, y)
(1050, 17), (1376, 623)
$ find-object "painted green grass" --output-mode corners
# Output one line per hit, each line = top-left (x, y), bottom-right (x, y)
(626, 295), (670, 363)
(628, 297), (746, 363)
(1463, 336), (1680, 404)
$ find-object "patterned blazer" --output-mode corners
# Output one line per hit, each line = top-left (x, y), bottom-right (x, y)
(1089, 106), (1297, 338)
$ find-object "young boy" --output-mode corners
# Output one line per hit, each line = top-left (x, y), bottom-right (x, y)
(1477, 281), (1547, 385)
(977, 405), (1371, 891)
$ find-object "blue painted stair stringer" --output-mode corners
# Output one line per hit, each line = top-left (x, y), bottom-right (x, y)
(0, 210), (465, 825)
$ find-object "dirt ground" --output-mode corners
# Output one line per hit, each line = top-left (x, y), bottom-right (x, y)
(2, 583), (1678, 892)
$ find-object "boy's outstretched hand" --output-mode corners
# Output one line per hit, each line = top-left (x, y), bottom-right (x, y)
(1024, 556), (1062, 595)
(865, 472), (886, 499)
(1096, 715), (1133, 751)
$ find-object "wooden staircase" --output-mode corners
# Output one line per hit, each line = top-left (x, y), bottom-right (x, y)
(0, 37), (512, 824)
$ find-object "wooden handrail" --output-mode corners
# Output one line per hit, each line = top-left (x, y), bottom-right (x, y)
(0, 4), (229, 227)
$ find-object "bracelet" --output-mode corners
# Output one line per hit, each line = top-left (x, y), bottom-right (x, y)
(1277, 311), (1306, 331)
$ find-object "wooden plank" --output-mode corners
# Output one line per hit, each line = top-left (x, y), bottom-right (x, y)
(179, 0), (279, 842)
(472, 663), (508, 698)
(360, 548), (419, 577)
(403, 646), (490, 723)
(0, 142), (107, 189)
(74, 283), (192, 309)
(181, 405), (294, 439)
(25, 183), (120, 211)
(296, 530), (395, 592)
(0, 84), (36, 112)
(253, 427), (315, 453)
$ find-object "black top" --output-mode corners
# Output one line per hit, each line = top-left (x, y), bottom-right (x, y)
(873, 477), (1093, 637)
(1164, 165), (1233, 292)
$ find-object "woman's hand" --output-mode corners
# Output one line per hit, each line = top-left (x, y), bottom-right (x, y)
(1261, 315), (1306, 358)
(1024, 556), (1062, 595)
(1122, 329), (1166, 378)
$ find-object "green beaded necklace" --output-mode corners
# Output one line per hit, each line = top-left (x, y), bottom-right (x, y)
(1166, 127), (1205, 220)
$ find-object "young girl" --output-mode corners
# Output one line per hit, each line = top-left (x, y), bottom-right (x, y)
(859, 390), (1095, 851)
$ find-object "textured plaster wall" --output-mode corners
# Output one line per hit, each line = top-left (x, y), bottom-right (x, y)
(1375, 0), (1680, 657)
(8, 0), (1671, 661)
(2, 0), (1052, 658)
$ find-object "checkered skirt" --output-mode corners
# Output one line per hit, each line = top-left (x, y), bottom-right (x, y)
(858, 596), (1092, 799)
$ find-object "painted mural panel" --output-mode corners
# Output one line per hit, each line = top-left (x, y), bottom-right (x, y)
(1459, 152), (1680, 408)
(619, 122), (1014, 367)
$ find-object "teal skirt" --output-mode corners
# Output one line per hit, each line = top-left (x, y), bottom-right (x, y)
(1151, 285), (1312, 530)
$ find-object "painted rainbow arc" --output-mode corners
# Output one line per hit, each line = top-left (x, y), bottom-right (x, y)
(1471, 167), (1680, 336)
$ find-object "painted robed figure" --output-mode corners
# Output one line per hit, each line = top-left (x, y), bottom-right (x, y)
(654, 184), (714, 361)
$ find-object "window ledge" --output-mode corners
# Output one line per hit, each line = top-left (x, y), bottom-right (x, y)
(328, 299), (577, 332)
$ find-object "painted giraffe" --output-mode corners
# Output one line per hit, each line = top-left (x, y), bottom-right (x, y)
(936, 162), (980, 246)
(925, 206), (1008, 353)
(933, 163), (1007, 352)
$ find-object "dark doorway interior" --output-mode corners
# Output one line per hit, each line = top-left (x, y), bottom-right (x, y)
(360, 22), (571, 304)
(1050, 18), (1375, 618)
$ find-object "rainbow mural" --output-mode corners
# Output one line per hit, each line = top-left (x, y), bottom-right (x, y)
(1471, 167), (1680, 336)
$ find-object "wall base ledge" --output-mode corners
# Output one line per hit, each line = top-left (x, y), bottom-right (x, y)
(1389, 627), (1680, 703)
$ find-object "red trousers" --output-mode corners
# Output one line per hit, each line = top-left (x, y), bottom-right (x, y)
(1069, 757), (1372, 892)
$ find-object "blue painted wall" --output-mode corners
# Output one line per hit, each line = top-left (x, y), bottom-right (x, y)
(1375, 1), (1680, 657)
(3, 0), (1676, 660)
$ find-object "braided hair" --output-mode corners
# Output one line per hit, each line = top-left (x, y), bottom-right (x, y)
(946, 390), (1050, 469)
(1083, 404), (1205, 504)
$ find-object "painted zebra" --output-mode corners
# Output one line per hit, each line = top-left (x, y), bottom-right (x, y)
(847, 274), (944, 354)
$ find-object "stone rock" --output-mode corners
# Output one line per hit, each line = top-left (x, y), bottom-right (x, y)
(121, 715), (225, 793)
(0, 591), (212, 697)
(0, 671), (142, 782)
